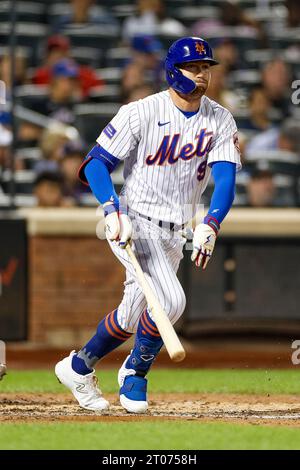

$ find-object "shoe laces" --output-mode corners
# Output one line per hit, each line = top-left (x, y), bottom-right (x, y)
(85, 374), (103, 398)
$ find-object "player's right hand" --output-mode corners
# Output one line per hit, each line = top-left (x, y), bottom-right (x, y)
(103, 202), (132, 248)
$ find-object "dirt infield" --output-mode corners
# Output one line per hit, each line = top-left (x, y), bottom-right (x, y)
(1, 393), (300, 426)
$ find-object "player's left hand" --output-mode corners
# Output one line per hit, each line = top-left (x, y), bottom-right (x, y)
(191, 223), (217, 269)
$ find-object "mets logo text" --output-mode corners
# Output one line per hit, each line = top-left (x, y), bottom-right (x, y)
(145, 129), (213, 166)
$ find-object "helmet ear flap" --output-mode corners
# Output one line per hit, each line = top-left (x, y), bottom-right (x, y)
(165, 60), (196, 95)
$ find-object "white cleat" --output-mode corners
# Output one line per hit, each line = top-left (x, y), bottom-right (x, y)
(118, 355), (148, 414)
(55, 351), (109, 412)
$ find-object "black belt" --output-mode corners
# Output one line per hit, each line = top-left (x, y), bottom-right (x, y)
(138, 213), (185, 232)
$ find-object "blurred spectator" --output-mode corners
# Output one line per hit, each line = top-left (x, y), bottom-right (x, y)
(211, 38), (239, 72)
(34, 59), (81, 120)
(123, 84), (155, 104)
(0, 52), (28, 94)
(19, 59), (81, 144)
(37, 35), (70, 70)
(246, 119), (300, 155)
(60, 140), (89, 204)
(241, 87), (272, 132)
(130, 35), (162, 71)
(191, 16), (222, 38)
(35, 124), (75, 174)
(220, 1), (262, 32)
(53, 0), (118, 33)
(0, 125), (24, 171)
(0, 124), (12, 172)
(246, 169), (276, 207)
(192, 1), (264, 40)
(121, 63), (146, 100)
(0, 110), (11, 128)
(206, 64), (240, 113)
(32, 35), (104, 99)
(122, 0), (186, 43)
(262, 59), (291, 118)
(0, 52), (28, 131)
(121, 35), (163, 97)
(34, 171), (67, 207)
(286, 0), (300, 28)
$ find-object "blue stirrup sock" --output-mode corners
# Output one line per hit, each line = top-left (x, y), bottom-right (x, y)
(72, 309), (132, 375)
(125, 310), (164, 377)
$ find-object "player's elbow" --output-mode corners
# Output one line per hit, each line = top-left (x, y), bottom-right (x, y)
(229, 183), (235, 205)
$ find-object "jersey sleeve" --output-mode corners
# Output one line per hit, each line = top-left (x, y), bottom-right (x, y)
(96, 102), (140, 161)
(207, 110), (242, 171)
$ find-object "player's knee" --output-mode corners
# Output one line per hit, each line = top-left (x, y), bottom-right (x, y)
(116, 307), (143, 333)
(174, 290), (186, 323)
(164, 288), (186, 324)
(115, 309), (132, 333)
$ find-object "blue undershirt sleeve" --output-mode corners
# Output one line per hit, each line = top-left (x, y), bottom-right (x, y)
(84, 158), (119, 207)
(82, 145), (121, 207)
(206, 161), (236, 225)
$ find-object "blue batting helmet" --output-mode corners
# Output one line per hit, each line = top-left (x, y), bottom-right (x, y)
(165, 37), (218, 94)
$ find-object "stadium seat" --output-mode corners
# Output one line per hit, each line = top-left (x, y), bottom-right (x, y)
(74, 103), (120, 145)
(205, 26), (260, 54)
(0, 1), (47, 23)
(1, 169), (36, 195)
(95, 67), (122, 85)
(15, 85), (48, 109)
(0, 22), (48, 67)
(229, 69), (261, 87)
(244, 49), (277, 68)
(111, 4), (136, 22)
(269, 29), (300, 51)
(174, 6), (219, 27)
(207, 0), (257, 7)
(15, 148), (42, 171)
(88, 84), (121, 103)
(104, 47), (131, 68)
(62, 26), (120, 52)
(0, 192), (36, 208)
(70, 47), (104, 68)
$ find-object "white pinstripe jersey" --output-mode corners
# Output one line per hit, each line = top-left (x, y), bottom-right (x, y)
(97, 90), (241, 225)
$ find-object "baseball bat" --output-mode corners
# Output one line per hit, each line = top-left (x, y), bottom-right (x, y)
(125, 243), (186, 363)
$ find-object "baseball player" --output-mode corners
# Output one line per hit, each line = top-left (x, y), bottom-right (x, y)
(55, 37), (241, 413)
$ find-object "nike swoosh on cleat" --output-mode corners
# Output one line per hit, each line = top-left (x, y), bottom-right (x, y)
(158, 121), (170, 127)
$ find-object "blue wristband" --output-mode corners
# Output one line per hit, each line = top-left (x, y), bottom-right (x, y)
(203, 215), (220, 235)
(103, 203), (117, 217)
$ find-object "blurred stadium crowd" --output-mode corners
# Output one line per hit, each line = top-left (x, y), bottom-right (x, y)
(0, 0), (299, 208)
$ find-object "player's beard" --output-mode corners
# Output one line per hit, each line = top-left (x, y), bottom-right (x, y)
(173, 75), (210, 107)
(186, 82), (208, 101)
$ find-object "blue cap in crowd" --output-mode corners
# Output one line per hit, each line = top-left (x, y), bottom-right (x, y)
(131, 35), (162, 54)
(52, 59), (79, 79)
